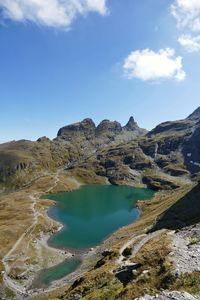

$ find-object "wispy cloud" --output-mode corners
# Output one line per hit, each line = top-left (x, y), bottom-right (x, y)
(171, 0), (200, 52)
(171, 0), (200, 32)
(0, 0), (108, 29)
(178, 34), (200, 52)
(123, 48), (186, 82)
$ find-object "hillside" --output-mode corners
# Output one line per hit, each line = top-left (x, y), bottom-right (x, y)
(0, 108), (200, 300)
(2, 108), (199, 190)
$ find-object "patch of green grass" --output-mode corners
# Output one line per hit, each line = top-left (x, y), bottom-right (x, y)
(172, 272), (200, 294)
(4, 287), (16, 299)
(189, 238), (200, 245)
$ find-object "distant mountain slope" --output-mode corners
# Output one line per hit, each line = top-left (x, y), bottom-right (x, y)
(1, 108), (200, 189)
(0, 116), (147, 187)
(1, 108), (200, 300)
(56, 116), (147, 147)
(143, 107), (200, 173)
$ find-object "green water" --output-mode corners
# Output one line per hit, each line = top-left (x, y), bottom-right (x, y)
(36, 258), (81, 287)
(48, 185), (154, 249)
(38, 185), (154, 286)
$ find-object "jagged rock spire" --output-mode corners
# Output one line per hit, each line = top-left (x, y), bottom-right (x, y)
(124, 116), (139, 131)
(187, 107), (200, 119)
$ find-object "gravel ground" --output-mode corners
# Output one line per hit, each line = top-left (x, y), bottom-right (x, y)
(136, 291), (200, 300)
(169, 224), (200, 275)
(136, 224), (200, 300)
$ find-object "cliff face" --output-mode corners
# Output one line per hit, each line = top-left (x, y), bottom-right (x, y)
(144, 108), (200, 173)
(187, 106), (200, 120)
(124, 116), (146, 134)
(1, 108), (200, 188)
(57, 118), (96, 142)
(66, 107), (200, 188)
(1, 108), (200, 300)
(57, 116), (146, 145)
(0, 116), (146, 186)
(96, 119), (122, 136)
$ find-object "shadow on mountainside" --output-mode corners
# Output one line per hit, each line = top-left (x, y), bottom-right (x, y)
(151, 183), (200, 232)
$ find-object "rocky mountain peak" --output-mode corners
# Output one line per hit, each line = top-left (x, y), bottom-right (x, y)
(187, 107), (200, 120)
(56, 116), (146, 144)
(124, 116), (139, 131)
(82, 118), (96, 126)
(96, 120), (122, 135)
(128, 116), (135, 123)
(57, 118), (96, 141)
(37, 136), (51, 143)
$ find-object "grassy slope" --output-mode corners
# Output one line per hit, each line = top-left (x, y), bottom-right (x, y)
(0, 171), (106, 266)
(152, 182), (200, 231)
(31, 182), (200, 300)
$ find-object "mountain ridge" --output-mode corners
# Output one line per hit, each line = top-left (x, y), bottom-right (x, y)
(1, 107), (200, 189)
(56, 116), (147, 143)
(1, 107), (200, 300)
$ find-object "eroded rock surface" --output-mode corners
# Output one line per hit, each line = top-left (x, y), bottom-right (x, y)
(137, 291), (199, 300)
(169, 224), (200, 275)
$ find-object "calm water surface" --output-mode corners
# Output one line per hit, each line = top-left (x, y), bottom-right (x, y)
(47, 185), (154, 249)
(36, 258), (81, 287)
(37, 185), (154, 286)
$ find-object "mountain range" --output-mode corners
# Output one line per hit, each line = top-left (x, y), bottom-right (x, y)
(1, 108), (200, 300)
(1, 107), (200, 190)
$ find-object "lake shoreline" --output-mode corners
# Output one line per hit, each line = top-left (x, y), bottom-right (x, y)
(25, 184), (155, 298)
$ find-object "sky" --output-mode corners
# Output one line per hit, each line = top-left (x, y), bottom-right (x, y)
(1, 0), (200, 143)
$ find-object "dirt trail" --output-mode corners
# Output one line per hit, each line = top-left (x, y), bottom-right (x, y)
(2, 172), (60, 296)
(116, 234), (146, 265)
(116, 229), (166, 267)
(2, 174), (166, 298)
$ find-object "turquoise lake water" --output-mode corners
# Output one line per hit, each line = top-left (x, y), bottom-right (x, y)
(36, 258), (81, 287)
(37, 185), (154, 286)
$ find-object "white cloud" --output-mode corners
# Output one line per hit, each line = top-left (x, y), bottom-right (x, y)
(171, 0), (200, 52)
(178, 34), (200, 52)
(0, 0), (108, 29)
(123, 48), (186, 82)
(171, 0), (200, 32)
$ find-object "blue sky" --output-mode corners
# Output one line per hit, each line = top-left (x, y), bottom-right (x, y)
(1, 0), (200, 142)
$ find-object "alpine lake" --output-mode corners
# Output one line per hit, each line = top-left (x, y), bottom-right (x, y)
(36, 185), (154, 287)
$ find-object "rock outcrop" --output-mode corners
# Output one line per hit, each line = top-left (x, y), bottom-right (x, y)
(1, 107), (200, 188)
(57, 116), (146, 146)
(57, 118), (96, 142)
(187, 106), (200, 120)
(137, 291), (198, 300)
(37, 136), (51, 143)
(124, 116), (147, 135)
(2, 107), (200, 300)
(96, 119), (122, 135)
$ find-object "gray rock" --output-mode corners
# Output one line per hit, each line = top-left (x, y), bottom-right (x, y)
(137, 291), (199, 300)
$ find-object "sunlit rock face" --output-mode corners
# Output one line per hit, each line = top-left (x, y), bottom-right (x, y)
(57, 118), (96, 142)
(2, 107), (200, 188)
(56, 116), (147, 153)
(96, 119), (122, 135)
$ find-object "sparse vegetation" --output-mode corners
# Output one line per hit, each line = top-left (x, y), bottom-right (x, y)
(189, 238), (200, 245)
(34, 184), (199, 300)
(0, 287), (16, 299)
(172, 272), (200, 294)
(1, 108), (200, 299)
